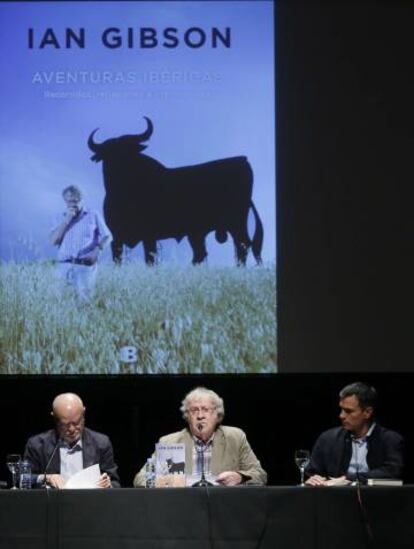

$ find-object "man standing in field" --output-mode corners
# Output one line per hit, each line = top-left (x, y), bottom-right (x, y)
(50, 185), (111, 301)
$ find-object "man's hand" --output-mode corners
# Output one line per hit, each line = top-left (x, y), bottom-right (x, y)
(96, 473), (111, 489)
(65, 205), (79, 220)
(45, 474), (66, 489)
(216, 471), (243, 486)
(305, 474), (328, 486)
(80, 247), (100, 266)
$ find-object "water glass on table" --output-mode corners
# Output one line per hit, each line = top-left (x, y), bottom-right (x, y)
(294, 449), (310, 486)
(6, 454), (21, 490)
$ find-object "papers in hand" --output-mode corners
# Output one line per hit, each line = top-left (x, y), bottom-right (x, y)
(63, 464), (101, 489)
(325, 477), (351, 486)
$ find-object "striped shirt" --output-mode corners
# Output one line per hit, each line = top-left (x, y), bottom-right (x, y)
(54, 209), (111, 262)
(192, 435), (214, 476)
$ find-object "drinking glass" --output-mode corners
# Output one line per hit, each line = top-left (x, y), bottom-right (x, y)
(294, 449), (310, 486)
(6, 454), (21, 490)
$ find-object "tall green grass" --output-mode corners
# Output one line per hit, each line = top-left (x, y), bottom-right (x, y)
(0, 262), (276, 374)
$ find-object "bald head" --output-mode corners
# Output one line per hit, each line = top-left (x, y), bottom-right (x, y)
(52, 393), (85, 444)
(52, 393), (84, 417)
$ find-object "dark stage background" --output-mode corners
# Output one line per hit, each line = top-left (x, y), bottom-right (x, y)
(0, 373), (413, 486)
(1, 1), (413, 486)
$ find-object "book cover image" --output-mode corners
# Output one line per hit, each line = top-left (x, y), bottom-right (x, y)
(155, 443), (186, 487)
(0, 1), (276, 375)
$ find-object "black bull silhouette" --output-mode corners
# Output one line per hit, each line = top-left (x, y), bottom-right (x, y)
(166, 458), (185, 474)
(88, 117), (263, 265)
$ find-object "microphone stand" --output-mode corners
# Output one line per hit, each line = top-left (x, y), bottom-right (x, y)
(42, 438), (61, 488)
(192, 438), (213, 487)
(352, 438), (374, 543)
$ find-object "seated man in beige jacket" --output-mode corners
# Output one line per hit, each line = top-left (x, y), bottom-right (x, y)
(134, 386), (267, 487)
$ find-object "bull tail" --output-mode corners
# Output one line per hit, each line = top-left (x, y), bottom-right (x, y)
(250, 201), (263, 265)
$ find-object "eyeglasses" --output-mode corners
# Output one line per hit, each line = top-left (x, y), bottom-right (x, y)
(188, 406), (216, 416)
(56, 415), (84, 430)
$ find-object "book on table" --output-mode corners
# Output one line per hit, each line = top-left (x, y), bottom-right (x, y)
(155, 443), (186, 487)
(367, 478), (403, 486)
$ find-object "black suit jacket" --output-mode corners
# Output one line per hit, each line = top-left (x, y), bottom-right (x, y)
(306, 423), (404, 482)
(24, 427), (120, 487)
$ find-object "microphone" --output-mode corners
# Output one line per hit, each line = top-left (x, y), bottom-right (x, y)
(42, 438), (61, 487)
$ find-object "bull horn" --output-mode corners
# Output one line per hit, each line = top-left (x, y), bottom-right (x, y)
(87, 129), (101, 152)
(137, 116), (153, 142)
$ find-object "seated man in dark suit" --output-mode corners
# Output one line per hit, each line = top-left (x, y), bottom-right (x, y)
(24, 392), (120, 488)
(306, 382), (404, 486)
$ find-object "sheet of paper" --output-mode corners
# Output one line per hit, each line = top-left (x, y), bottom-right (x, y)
(325, 477), (351, 486)
(63, 464), (101, 489)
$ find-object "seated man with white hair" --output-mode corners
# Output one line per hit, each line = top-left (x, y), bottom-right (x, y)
(134, 386), (267, 487)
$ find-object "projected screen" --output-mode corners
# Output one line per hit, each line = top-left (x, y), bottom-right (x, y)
(0, 0), (276, 374)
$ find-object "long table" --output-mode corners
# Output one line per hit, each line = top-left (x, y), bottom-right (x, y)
(1, 486), (413, 549)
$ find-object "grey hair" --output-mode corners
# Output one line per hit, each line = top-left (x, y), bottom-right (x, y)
(180, 387), (225, 423)
(62, 185), (83, 199)
(339, 382), (377, 410)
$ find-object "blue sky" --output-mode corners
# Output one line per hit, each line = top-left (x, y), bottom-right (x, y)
(0, 0), (275, 265)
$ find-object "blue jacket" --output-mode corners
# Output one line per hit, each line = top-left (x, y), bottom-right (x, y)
(306, 423), (404, 482)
